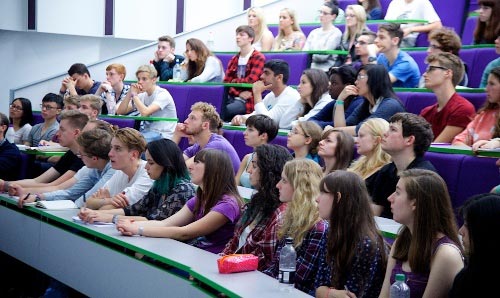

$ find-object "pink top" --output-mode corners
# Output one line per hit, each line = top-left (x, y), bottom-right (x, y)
(452, 108), (499, 145)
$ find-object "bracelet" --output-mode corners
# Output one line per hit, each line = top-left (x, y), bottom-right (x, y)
(112, 214), (119, 224)
(336, 99), (344, 105)
(138, 226), (144, 236)
(326, 287), (334, 298)
(34, 194), (42, 202)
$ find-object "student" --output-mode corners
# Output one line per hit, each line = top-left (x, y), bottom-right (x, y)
(25, 93), (62, 147)
(247, 6), (274, 51)
(221, 25), (265, 121)
(62, 95), (80, 111)
(454, 67), (500, 147)
(303, 2), (342, 71)
(474, 0), (500, 44)
(309, 65), (363, 129)
(420, 52), (476, 143)
(183, 38), (224, 83)
(78, 94), (102, 120)
(380, 169), (464, 298)
(151, 35), (185, 81)
(273, 8), (306, 51)
(116, 65), (177, 141)
(78, 139), (196, 223)
(6, 97), (33, 145)
(348, 118), (391, 196)
(0, 112), (21, 181)
(230, 59), (300, 129)
(3, 110), (88, 196)
(315, 170), (388, 298)
(263, 159), (327, 295)
(338, 5), (368, 65)
(287, 121), (322, 163)
(384, 0), (442, 48)
(59, 63), (101, 98)
(223, 144), (293, 270)
(372, 113), (436, 219)
(375, 23), (421, 87)
(479, 36), (500, 88)
(333, 64), (405, 136)
(318, 128), (355, 175)
(95, 63), (130, 115)
(173, 102), (240, 173)
(449, 193), (500, 297)
(349, 30), (378, 70)
(117, 149), (244, 254)
(236, 115), (278, 188)
(84, 128), (153, 210)
(358, 0), (382, 20)
(280, 69), (333, 129)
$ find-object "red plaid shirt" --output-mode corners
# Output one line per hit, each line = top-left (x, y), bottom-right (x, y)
(222, 203), (287, 271)
(223, 49), (265, 114)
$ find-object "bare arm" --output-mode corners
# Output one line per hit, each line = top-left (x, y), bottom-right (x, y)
(422, 244), (464, 298)
(379, 242), (397, 298)
(434, 126), (464, 143)
(235, 154), (251, 186)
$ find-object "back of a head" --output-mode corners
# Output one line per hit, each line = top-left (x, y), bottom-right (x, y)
(86, 119), (117, 135)
(0, 112), (9, 138)
(389, 113), (433, 157)
(114, 128), (147, 154)
(245, 114), (279, 142)
(264, 59), (290, 84)
(77, 129), (112, 160)
(63, 95), (80, 109)
(68, 63), (90, 76)
(59, 110), (89, 130)
(426, 52), (465, 87)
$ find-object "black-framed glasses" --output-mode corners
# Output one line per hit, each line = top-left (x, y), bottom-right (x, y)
(426, 65), (449, 73)
(355, 41), (373, 46)
(9, 104), (23, 111)
(40, 104), (59, 111)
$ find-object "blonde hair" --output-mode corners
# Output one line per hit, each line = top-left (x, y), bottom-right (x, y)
(343, 5), (367, 43)
(274, 8), (303, 49)
(278, 159), (323, 247)
(135, 64), (157, 79)
(348, 118), (391, 178)
(248, 7), (269, 45)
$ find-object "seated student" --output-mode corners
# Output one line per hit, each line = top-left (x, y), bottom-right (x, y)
(0, 112), (21, 181)
(85, 128), (153, 210)
(380, 169), (464, 298)
(236, 115), (279, 188)
(333, 64), (405, 136)
(454, 67), (500, 147)
(182, 38), (224, 83)
(318, 128), (355, 175)
(449, 193), (500, 298)
(78, 94), (102, 121)
(117, 149), (244, 254)
(280, 69), (333, 129)
(2, 110), (87, 195)
(349, 30), (378, 71)
(6, 97), (33, 145)
(223, 144), (293, 270)
(474, 0), (500, 45)
(348, 118), (391, 196)
(324, 0), (346, 23)
(420, 52), (476, 143)
(116, 65), (177, 141)
(247, 6), (274, 51)
(95, 63), (130, 115)
(25, 93), (62, 147)
(230, 59), (300, 129)
(358, 0), (382, 20)
(17, 128), (115, 207)
(309, 65), (364, 128)
(78, 139), (196, 223)
(303, 2), (342, 72)
(480, 36), (500, 88)
(315, 170), (388, 298)
(287, 121), (322, 163)
(151, 35), (185, 82)
(418, 28), (469, 87)
(62, 95), (80, 111)
(375, 23), (421, 88)
(59, 63), (101, 98)
(337, 4), (369, 66)
(384, 0), (442, 48)
(173, 102), (240, 173)
(221, 25), (265, 121)
(263, 159), (327, 295)
(372, 113), (436, 219)
(273, 8), (306, 51)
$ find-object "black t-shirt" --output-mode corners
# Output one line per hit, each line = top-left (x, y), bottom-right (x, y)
(371, 156), (436, 219)
(53, 150), (84, 175)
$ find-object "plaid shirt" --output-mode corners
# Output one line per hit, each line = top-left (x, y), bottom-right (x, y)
(263, 220), (329, 295)
(223, 49), (265, 114)
(222, 203), (286, 271)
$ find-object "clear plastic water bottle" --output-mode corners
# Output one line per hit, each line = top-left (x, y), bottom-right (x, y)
(173, 59), (181, 81)
(390, 273), (410, 298)
(278, 237), (296, 291)
(207, 31), (215, 51)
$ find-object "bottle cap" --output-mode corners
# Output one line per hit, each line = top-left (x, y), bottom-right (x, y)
(285, 237), (293, 244)
(395, 273), (405, 282)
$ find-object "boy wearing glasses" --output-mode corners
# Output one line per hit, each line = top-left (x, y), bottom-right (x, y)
(420, 52), (476, 143)
(25, 93), (62, 147)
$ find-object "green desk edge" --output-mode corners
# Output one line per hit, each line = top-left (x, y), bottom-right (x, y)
(20, 149), (67, 156)
(223, 124), (289, 136)
(428, 146), (500, 158)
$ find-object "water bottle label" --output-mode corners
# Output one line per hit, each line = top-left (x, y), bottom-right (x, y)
(278, 270), (295, 284)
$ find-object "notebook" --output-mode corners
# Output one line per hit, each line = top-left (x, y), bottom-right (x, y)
(35, 200), (78, 210)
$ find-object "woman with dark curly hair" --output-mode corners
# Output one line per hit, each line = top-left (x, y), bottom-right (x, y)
(222, 144), (293, 271)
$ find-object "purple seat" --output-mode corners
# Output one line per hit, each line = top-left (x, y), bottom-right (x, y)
(100, 117), (136, 128)
(33, 113), (44, 125)
(222, 129), (253, 160)
(394, 92), (410, 107)
(415, 33), (429, 48)
(407, 50), (428, 74)
(263, 52), (309, 85)
(461, 16), (477, 45)
(469, 47), (499, 88)
(269, 25), (278, 37)
(459, 48), (477, 88)
(337, 0), (357, 10)
(469, 0), (479, 11)
(429, 0), (467, 37)
(270, 135), (288, 148)
(380, 0), (391, 17)
(458, 92), (486, 111)
(216, 53), (235, 72)
(404, 92), (437, 115)
(300, 25), (318, 38)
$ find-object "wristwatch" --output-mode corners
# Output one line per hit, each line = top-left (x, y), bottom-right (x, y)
(34, 194), (42, 202)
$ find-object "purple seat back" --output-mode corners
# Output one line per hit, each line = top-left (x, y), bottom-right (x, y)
(300, 25), (318, 38)
(33, 113), (44, 125)
(407, 50), (428, 74)
(263, 52), (309, 85)
(429, 0), (467, 36)
(380, 0), (391, 17)
(216, 53), (235, 72)
(395, 92), (410, 107)
(415, 33), (429, 48)
(159, 84), (190, 121)
(222, 129), (253, 160)
(469, 0), (479, 11)
(269, 25), (278, 37)
(337, 0), (357, 10)
(404, 92), (437, 115)
(459, 48), (477, 87)
(100, 117), (136, 128)
(461, 16), (477, 45)
(270, 135), (288, 148)
(469, 47), (499, 88)
(459, 92), (486, 111)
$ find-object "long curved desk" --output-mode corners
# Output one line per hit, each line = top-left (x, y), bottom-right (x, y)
(0, 195), (310, 298)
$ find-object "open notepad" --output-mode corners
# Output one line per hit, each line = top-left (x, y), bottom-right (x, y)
(34, 200), (78, 210)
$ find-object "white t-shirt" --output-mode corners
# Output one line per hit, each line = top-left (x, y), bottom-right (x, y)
(137, 86), (177, 139)
(384, 0), (440, 40)
(102, 160), (153, 205)
(6, 124), (32, 144)
(252, 86), (300, 128)
(280, 93), (333, 129)
(303, 26), (343, 71)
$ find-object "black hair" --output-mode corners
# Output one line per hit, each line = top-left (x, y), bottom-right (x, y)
(263, 59), (290, 84)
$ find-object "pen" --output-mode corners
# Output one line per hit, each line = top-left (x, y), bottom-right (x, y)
(23, 193), (31, 204)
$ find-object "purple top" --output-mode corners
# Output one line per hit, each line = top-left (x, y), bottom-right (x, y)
(186, 194), (241, 254)
(183, 133), (241, 174)
(390, 236), (461, 298)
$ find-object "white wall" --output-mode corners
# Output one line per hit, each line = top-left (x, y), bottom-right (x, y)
(0, 0), (27, 31)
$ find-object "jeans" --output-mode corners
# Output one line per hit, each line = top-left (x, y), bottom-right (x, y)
(221, 96), (246, 122)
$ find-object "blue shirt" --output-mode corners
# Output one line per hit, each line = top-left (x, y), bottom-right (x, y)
(377, 50), (420, 88)
(310, 96), (364, 128)
(346, 97), (406, 133)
